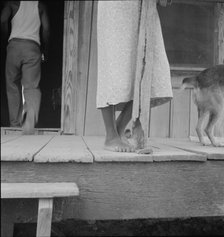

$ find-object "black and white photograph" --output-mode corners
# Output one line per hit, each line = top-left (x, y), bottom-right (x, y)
(1, 0), (224, 236)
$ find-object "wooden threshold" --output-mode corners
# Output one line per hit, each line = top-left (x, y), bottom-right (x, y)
(1, 127), (61, 135)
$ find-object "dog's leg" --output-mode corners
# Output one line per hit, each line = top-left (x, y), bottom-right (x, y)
(196, 108), (208, 145)
(205, 112), (223, 147)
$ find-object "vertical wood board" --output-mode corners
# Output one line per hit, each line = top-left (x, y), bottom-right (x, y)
(84, 1), (105, 136)
(172, 89), (191, 138)
(150, 102), (170, 138)
(36, 198), (53, 237)
(61, 1), (79, 134)
(75, 1), (94, 135)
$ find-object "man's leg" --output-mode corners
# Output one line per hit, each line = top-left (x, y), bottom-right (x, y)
(21, 42), (41, 134)
(5, 43), (23, 127)
(101, 105), (134, 152)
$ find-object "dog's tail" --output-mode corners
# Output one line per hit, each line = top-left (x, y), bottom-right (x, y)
(180, 76), (198, 90)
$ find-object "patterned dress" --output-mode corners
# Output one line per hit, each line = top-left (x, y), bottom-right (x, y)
(96, 0), (173, 109)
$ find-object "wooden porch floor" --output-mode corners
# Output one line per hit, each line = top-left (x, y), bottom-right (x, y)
(1, 133), (224, 222)
(1, 134), (224, 163)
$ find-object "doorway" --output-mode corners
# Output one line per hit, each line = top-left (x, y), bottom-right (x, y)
(0, 1), (64, 129)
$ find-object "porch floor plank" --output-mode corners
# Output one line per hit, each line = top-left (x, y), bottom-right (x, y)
(149, 140), (206, 162)
(1, 135), (55, 162)
(83, 136), (153, 162)
(152, 138), (224, 160)
(1, 135), (223, 163)
(34, 135), (93, 163)
(83, 136), (206, 162)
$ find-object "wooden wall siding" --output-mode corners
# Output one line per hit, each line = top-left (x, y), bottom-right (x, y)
(189, 89), (198, 137)
(217, 3), (224, 64)
(76, 1), (93, 135)
(83, 1), (224, 138)
(61, 1), (94, 135)
(62, 1), (223, 138)
(214, 3), (224, 137)
(61, 1), (79, 134)
(149, 102), (170, 138)
(84, 1), (105, 136)
(173, 89), (191, 138)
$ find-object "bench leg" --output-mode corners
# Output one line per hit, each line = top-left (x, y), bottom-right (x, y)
(36, 198), (53, 237)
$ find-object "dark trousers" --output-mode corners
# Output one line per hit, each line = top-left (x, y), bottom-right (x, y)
(6, 39), (41, 127)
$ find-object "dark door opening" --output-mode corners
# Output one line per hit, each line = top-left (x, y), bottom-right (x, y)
(0, 1), (64, 129)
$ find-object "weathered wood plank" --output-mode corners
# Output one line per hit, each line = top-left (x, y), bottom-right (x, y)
(61, 1), (79, 134)
(150, 102), (170, 138)
(83, 136), (205, 162)
(189, 89), (198, 137)
(1, 161), (224, 220)
(1, 135), (54, 161)
(172, 89), (191, 138)
(1, 134), (21, 144)
(154, 138), (224, 160)
(34, 135), (93, 163)
(36, 198), (53, 237)
(214, 3), (224, 137)
(1, 127), (23, 136)
(1, 183), (79, 199)
(1, 127), (61, 135)
(83, 136), (153, 162)
(216, 3), (224, 64)
(76, 1), (94, 135)
(84, 1), (105, 136)
(149, 140), (206, 162)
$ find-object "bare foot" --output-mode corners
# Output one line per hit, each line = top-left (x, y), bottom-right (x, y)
(104, 137), (135, 152)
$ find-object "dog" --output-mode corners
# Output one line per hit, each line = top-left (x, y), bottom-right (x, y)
(182, 65), (224, 147)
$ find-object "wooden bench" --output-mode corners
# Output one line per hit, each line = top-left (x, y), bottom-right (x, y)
(1, 182), (79, 237)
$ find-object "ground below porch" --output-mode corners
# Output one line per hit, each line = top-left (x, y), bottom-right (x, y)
(12, 217), (224, 237)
